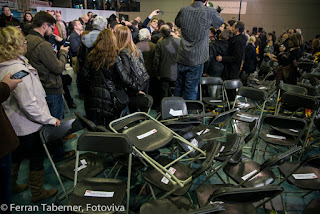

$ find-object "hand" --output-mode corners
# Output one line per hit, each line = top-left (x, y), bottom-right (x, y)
(60, 45), (69, 52)
(53, 34), (63, 42)
(55, 118), (60, 127)
(149, 9), (160, 18)
(216, 55), (222, 62)
(122, 20), (132, 26)
(1, 73), (22, 91)
(138, 91), (146, 95)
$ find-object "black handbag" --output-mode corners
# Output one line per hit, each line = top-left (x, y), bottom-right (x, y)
(98, 70), (129, 109)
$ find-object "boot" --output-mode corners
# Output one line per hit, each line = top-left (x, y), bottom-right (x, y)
(29, 170), (58, 203)
(12, 163), (28, 193)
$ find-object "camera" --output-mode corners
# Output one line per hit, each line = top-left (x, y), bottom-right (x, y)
(157, 10), (164, 15)
(64, 41), (70, 47)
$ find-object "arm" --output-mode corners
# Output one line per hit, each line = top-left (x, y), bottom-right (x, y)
(210, 9), (224, 28)
(38, 42), (68, 75)
(142, 9), (160, 28)
(175, 10), (182, 28)
(69, 33), (80, 56)
(12, 75), (56, 125)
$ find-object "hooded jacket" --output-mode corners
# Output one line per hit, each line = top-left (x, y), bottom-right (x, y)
(25, 30), (68, 95)
(0, 56), (56, 136)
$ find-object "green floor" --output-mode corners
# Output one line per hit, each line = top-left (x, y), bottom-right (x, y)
(11, 77), (320, 213)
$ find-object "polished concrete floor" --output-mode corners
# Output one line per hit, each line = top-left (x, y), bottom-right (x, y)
(11, 75), (320, 213)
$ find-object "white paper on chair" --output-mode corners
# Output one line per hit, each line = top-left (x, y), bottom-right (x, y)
(215, 127), (226, 132)
(266, 134), (286, 140)
(75, 164), (87, 172)
(137, 129), (157, 139)
(220, 146), (225, 152)
(80, 159), (87, 165)
(196, 129), (210, 136)
(238, 103), (251, 108)
(188, 138), (199, 151)
(209, 100), (222, 103)
(161, 167), (176, 184)
(84, 190), (114, 197)
(237, 114), (252, 119)
(289, 129), (299, 133)
(169, 108), (183, 116)
(259, 87), (267, 90)
(292, 173), (318, 180)
(241, 169), (261, 181)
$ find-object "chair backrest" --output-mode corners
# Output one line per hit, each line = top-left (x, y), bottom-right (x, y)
(297, 83), (317, 96)
(77, 132), (132, 154)
(244, 119), (259, 144)
(260, 146), (302, 169)
(209, 109), (237, 126)
(161, 97), (188, 120)
(133, 95), (154, 113)
(223, 79), (243, 90)
(208, 184), (283, 204)
(185, 100), (205, 114)
(74, 112), (97, 132)
(200, 77), (223, 86)
(281, 92), (319, 111)
(40, 116), (83, 144)
(281, 83), (308, 95)
(238, 87), (268, 102)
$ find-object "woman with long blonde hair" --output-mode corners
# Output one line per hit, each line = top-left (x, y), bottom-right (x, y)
(86, 28), (140, 126)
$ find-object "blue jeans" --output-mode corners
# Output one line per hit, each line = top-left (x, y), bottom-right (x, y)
(46, 94), (64, 120)
(173, 63), (203, 100)
(0, 153), (12, 213)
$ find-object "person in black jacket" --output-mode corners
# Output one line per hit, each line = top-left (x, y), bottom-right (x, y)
(243, 36), (257, 75)
(204, 29), (229, 77)
(0, 6), (20, 28)
(86, 29), (140, 127)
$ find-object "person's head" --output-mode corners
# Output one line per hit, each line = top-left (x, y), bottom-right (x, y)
(267, 32), (276, 43)
(282, 33), (289, 42)
(174, 28), (181, 37)
(249, 36), (256, 45)
(139, 28), (151, 41)
(209, 27), (215, 38)
(166, 22), (174, 32)
(150, 18), (158, 30)
(160, 24), (171, 37)
(55, 12), (62, 21)
(135, 16), (141, 23)
(88, 29), (119, 71)
(131, 20), (138, 28)
(0, 26), (26, 63)
(33, 11), (56, 37)
(220, 30), (229, 40)
(219, 23), (226, 31)
(2, 6), (11, 17)
(92, 16), (108, 31)
(114, 26), (140, 58)
(72, 20), (83, 33)
(288, 33), (302, 48)
(312, 38), (320, 50)
(227, 20), (236, 30)
(81, 14), (89, 23)
(87, 11), (93, 19)
(23, 13), (33, 22)
(192, 0), (209, 4)
(232, 21), (244, 35)
(288, 29), (295, 35)
(157, 19), (165, 30)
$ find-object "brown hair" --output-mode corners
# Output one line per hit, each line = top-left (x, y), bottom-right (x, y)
(114, 26), (140, 58)
(289, 33), (302, 48)
(87, 29), (119, 70)
(312, 38), (320, 50)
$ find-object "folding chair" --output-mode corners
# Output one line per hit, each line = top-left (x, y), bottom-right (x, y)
(196, 184), (283, 214)
(39, 116), (84, 199)
(68, 132), (132, 214)
(302, 198), (320, 214)
(185, 100), (205, 114)
(109, 112), (220, 200)
(200, 77), (226, 111)
(223, 79), (243, 110)
(74, 112), (110, 132)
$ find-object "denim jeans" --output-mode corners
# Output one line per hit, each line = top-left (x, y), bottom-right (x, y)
(45, 94), (64, 120)
(173, 63), (204, 100)
(0, 153), (12, 213)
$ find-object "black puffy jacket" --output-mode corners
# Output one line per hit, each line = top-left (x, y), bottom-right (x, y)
(85, 57), (139, 127)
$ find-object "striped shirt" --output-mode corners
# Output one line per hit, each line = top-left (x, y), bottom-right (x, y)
(175, 1), (224, 66)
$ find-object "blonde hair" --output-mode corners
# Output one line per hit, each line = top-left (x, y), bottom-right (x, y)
(0, 26), (25, 63)
(249, 36), (256, 44)
(114, 26), (140, 58)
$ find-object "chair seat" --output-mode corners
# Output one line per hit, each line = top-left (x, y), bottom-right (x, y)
(303, 198), (320, 214)
(259, 128), (298, 146)
(203, 97), (226, 106)
(68, 177), (126, 214)
(223, 157), (275, 187)
(123, 120), (173, 152)
(270, 125), (301, 137)
(57, 152), (107, 181)
(196, 184), (257, 214)
(233, 112), (259, 123)
(234, 100), (255, 110)
(216, 134), (242, 164)
(279, 162), (320, 190)
(143, 157), (193, 196)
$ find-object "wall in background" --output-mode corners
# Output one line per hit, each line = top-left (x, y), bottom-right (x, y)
(115, 0), (320, 41)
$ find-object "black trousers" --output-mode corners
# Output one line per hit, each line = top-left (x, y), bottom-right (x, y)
(13, 131), (45, 171)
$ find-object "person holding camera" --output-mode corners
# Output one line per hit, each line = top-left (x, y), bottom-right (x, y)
(142, 9), (161, 34)
(173, 0), (224, 100)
